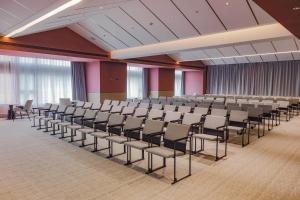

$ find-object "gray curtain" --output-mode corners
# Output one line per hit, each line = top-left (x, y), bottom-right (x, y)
(71, 62), (87, 101)
(143, 68), (149, 99)
(181, 71), (185, 95)
(207, 60), (300, 97)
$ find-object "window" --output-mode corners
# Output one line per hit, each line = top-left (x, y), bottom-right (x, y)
(127, 65), (145, 99)
(0, 55), (72, 105)
(174, 70), (184, 96)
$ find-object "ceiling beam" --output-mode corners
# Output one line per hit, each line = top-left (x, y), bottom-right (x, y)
(111, 23), (292, 59)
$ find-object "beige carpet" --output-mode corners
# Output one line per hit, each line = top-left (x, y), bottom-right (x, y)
(0, 116), (300, 200)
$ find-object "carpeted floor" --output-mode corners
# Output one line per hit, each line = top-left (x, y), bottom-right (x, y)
(0, 116), (300, 200)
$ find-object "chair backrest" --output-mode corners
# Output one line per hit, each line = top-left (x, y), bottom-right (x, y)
(263, 102), (279, 110)
(108, 114), (125, 126)
(50, 104), (59, 111)
(139, 102), (150, 109)
(133, 108), (148, 117)
(150, 99), (160, 104)
(178, 106), (191, 113)
(83, 109), (98, 119)
(119, 101), (129, 107)
(277, 100), (289, 108)
(204, 115), (226, 130)
(185, 102), (196, 108)
(91, 102), (101, 110)
(73, 108), (86, 117)
(227, 105), (241, 112)
(24, 100), (33, 111)
(241, 103), (255, 111)
(173, 101), (184, 106)
(197, 103), (211, 108)
(59, 98), (71, 106)
(229, 110), (248, 122)
(182, 113), (202, 125)
(151, 103), (163, 110)
(163, 123), (190, 152)
(111, 100), (120, 106)
(257, 104), (273, 113)
(164, 111), (182, 122)
(75, 101), (85, 107)
(100, 104), (112, 112)
(141, 99), (150, 103)
(103, 99), (111, 105)
(143, 120), (165, 135)
(164, 105), (176, 112)
(193, 107), (209, 115)
(83, 102), (93, 109)
(248, 107), (263, 117)
(57, 105), (67, 112)
(128, 102), (138, 107)
(121, 106), (135, 115)
(43, 103), (52, 109)
(211, 108), (227, 117)
(211, 104), (226, 109)
(124, 116), (143, 130)
(65, 107), (76, 114)
(110, 105), (123, 113)
(95, 111), (110, 122)
(147, 109), (164, 120)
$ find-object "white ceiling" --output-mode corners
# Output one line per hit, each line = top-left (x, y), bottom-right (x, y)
(0, 0), (300, 65)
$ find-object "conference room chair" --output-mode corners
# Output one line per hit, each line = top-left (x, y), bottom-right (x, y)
(227, 104), (241, 112)
(68, 109), (98, 144)
(197, 102), (211, 108)
(248, 107), (265, 138)
(163, 111), (182, 125)
(277, 100), (290, 121)
(178, 105), (192, 113)
(48, 106), (75, 136)
(31, 103), (52, 126)
(110, 100), (120, 107)
(119, 101), (129, 107)
(124, 119), (165, 165)
(59, 98), (71, 106)
(181, 113), (203, 139)
(56, 108), (86, 139)
(40, 104), (66, 132)
(100, 104), (112, 112)
(141, 99), (150, 103)
(164, 105), (176, 112)
(145, 123), (191, 184)
(110, 105), (124, 114)
(151, 103), (163, 110)
(14, 99), (33, 120)
(193, 107), (209, 118)
(227, 110), (249, 147)
(106, 116), (143, 159)
(103, 99), (111, 105)
(211, 104), (226, 109)
(90, 102), (101, 110)
(257, 104), (274, 131)
(192, 115), (228, 161)
(133, 107), (148, 119)
(147, 109), (164, 120)
(241, 103), (255, 111)
(184, 102), (196, 108)
(36, 104), (58, 130)
(215, 97), (225, 103)
(77, 111), (110, 152)
(83, 102), (93, 109)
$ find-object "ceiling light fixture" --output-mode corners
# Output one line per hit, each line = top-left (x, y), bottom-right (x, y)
(198, 50), (300, 61)
(5, 0), (82, 37)
(225, 2), (230, 6)
(292, 6), (300, 10)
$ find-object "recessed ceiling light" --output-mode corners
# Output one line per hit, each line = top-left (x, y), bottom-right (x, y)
(99, 6), (104, 10)
(149, 22), (154, 26)
(292, 6), (300, 10)
(5, 0), (82, 37)
(225, 2), (230, 6)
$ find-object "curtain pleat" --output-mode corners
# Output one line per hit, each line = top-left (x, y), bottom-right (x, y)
(71, 62), (87, 101)
(207, 60), (300, 96)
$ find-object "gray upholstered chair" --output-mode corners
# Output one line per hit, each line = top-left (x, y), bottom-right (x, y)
(178, 106), (192, 113)
(100, 104), (112, 112)
(227, 110), (249, 147)
(145, 123), (191, 184)
(147, 109), (164, 120)
(133, 107), (148, 118)
(193, 115), (227, 161)
(151, 103), (163, 110)
(48, 106), (75, 136)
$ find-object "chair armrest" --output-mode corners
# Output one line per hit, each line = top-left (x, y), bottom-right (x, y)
(82, 117), (96, 121)
(152, 117), (163, 120)
(110, 111), (121, 114)
(71, 115), (84, 119)
(93, 120), (108, 124)
(216, 125), (226, 130)
(136, 115), (147, 118)
(108, 123), (124, 128)
(173, 136), (189, 142)
(125, 127), (143, 132)
(191, 122), (202, 127)
(148, 131), (165, 137)
(61, 113), (73, 117)
(123, 113), (134, 116)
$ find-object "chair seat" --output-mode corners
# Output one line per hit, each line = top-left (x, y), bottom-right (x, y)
(68, 125), (82, 130)
(193, 133), (218, 141)
(228, 126), (244, 132)
(124, 140), (149, 150)
(42, 117), (54, 121)
(57, 122), (71, 126)
(77, 128), (95, 134)
(106, 135), (127, 144)
(145, 146), (184, 158)
(90, 131), (109, 138)
(49, 119), (62, 124)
